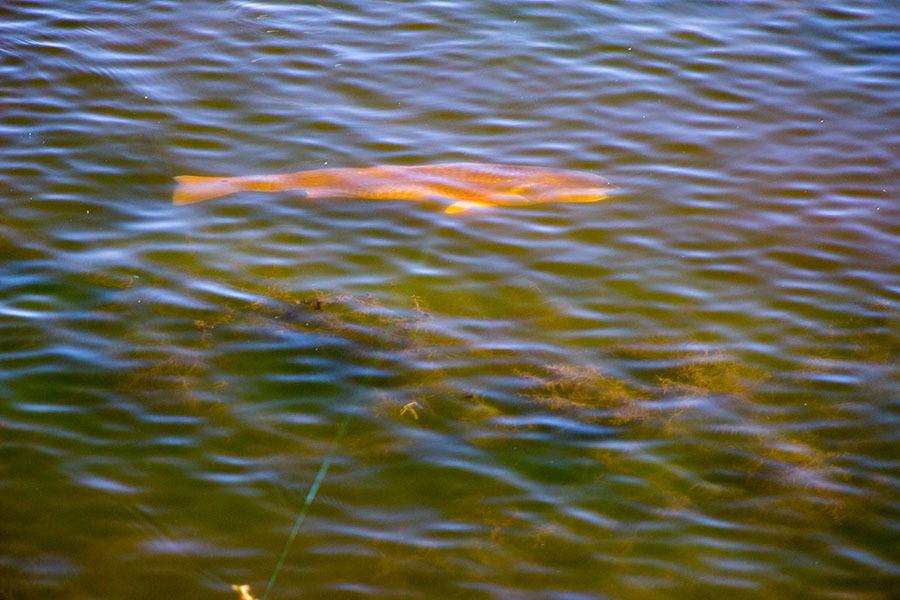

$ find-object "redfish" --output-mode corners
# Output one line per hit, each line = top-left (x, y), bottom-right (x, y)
(173, 163), (610, 214)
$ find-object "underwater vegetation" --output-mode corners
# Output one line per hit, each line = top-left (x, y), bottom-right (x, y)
(518, 364), (650, 426)
(511, 350), (770, 431)
(507, 350), (869, 530)
(79, 270), (892, 598)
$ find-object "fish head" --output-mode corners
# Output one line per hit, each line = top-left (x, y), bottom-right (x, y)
(533, 186), (611, 204)
(504, 171), (612, 205)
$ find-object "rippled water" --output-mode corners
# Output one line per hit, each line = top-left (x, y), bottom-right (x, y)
(1, 1), (898, 598)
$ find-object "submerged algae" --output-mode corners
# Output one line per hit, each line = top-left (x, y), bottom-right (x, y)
(518, 364), (651, 426)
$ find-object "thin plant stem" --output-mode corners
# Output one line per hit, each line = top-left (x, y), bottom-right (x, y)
(262, 412), (352, 600)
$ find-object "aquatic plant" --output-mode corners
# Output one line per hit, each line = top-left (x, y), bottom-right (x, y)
(115, 353), (208, 411)
(238, 412), (352, 600)
(518, 364), (650, 426)
(459, 392), (503, 424)
(656, 353), (768, 399)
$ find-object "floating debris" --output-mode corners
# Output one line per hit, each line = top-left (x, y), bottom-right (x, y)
(231, 584), (257, 600)
(400, 401), (422, 420)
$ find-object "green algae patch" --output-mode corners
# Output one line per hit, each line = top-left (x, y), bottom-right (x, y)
(518, 364), (651, 426)
(657, 353), (769, 399)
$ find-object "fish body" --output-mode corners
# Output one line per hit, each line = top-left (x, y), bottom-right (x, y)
(173, 162), (610, 214)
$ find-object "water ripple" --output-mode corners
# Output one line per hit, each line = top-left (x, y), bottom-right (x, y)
(1, 0), (898, 598)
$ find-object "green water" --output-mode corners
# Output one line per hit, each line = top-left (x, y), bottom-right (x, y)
(1, 1), (897, 598)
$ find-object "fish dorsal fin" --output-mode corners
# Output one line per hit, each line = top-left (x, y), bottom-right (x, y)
(444, 201), (491, 214)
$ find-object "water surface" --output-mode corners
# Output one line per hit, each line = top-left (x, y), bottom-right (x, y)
(1, 1), (898, 598)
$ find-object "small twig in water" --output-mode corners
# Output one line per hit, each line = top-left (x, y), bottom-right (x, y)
(400, 401), (421, 420)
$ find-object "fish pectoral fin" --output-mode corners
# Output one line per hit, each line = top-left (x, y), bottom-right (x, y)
(444, 201), (492, 214)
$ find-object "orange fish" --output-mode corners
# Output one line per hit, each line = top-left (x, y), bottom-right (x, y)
(172, 163), (611, 214)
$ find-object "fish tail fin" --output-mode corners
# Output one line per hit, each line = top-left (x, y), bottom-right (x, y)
(172, 175), (247, 205)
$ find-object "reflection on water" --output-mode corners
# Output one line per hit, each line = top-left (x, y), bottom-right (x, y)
(1, 0), (898, 598)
